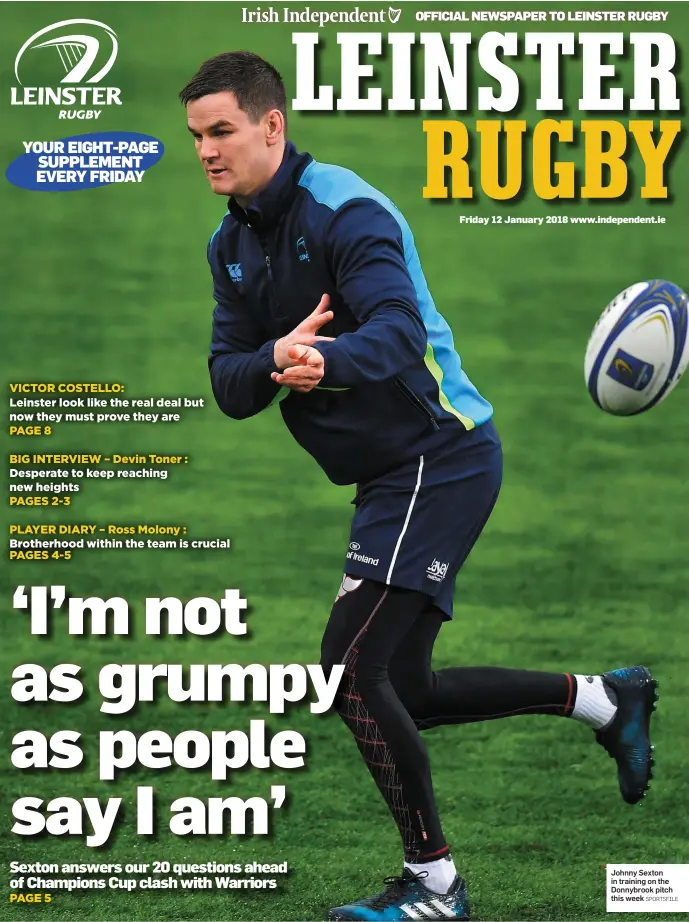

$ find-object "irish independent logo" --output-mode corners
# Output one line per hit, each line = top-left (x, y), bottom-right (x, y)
(11, 19), (121, 119)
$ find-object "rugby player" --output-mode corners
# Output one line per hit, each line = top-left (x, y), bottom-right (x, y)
(180, 52), (658, 922)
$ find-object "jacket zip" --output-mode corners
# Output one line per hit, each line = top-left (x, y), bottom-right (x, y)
(394, 376), (440, 431)
(256, 233), (283, 325)
(258, 236), (274, 286)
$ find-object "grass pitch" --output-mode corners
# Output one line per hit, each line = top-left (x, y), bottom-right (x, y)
(1, 3), (688, 920)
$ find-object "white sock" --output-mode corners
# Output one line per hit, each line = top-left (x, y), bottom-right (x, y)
(405, 855), (457, 895)
(571, 674), (617, 729)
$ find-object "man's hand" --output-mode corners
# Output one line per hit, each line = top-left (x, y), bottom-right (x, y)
(271, 345), (325, 393)
(273, 294), (333, 370)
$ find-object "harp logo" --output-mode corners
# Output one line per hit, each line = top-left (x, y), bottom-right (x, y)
(15, 20), (118, 85)
(11, 20), (122, 117)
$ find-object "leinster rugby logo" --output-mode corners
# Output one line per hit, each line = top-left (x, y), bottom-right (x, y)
(11, 19), (122, 119)
(15, 19), (118, 85)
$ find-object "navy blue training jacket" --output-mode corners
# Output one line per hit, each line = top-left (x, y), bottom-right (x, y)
(208, 142), (493, 486)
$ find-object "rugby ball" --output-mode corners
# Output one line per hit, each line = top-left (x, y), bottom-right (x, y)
(585, 279), (689, 415)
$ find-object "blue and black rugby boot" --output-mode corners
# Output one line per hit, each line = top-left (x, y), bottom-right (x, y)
(327, 869), (470, 921)
(596, 665), (658, 804)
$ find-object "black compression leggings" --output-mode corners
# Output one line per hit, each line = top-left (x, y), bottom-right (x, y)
(320, 578), (574, 862)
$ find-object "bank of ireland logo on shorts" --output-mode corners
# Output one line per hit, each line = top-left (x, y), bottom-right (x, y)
(346, 542), (379, 566)
(11, 20), (122, 118)
(426, 559), (449, 582)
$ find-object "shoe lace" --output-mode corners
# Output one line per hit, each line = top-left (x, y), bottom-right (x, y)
(367, 872), (429, 910)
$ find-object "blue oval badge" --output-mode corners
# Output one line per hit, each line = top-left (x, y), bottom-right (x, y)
(5, 131), (164, 192)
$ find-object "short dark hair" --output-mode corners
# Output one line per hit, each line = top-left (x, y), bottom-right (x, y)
(179, 51), (287, 125)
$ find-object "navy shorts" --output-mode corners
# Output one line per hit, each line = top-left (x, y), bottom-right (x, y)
(343, 419), (502, 618)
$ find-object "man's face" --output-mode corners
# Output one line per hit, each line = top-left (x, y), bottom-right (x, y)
(186, 91), (277, 198)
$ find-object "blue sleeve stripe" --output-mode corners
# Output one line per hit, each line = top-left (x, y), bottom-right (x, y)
(208, 216), (226, 253)
(298, 162), (493, 428)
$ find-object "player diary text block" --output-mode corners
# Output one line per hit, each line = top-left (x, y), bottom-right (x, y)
(607, 865), (689, 912)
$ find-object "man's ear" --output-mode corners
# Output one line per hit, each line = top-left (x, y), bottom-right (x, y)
(265, 109), (285, 146)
